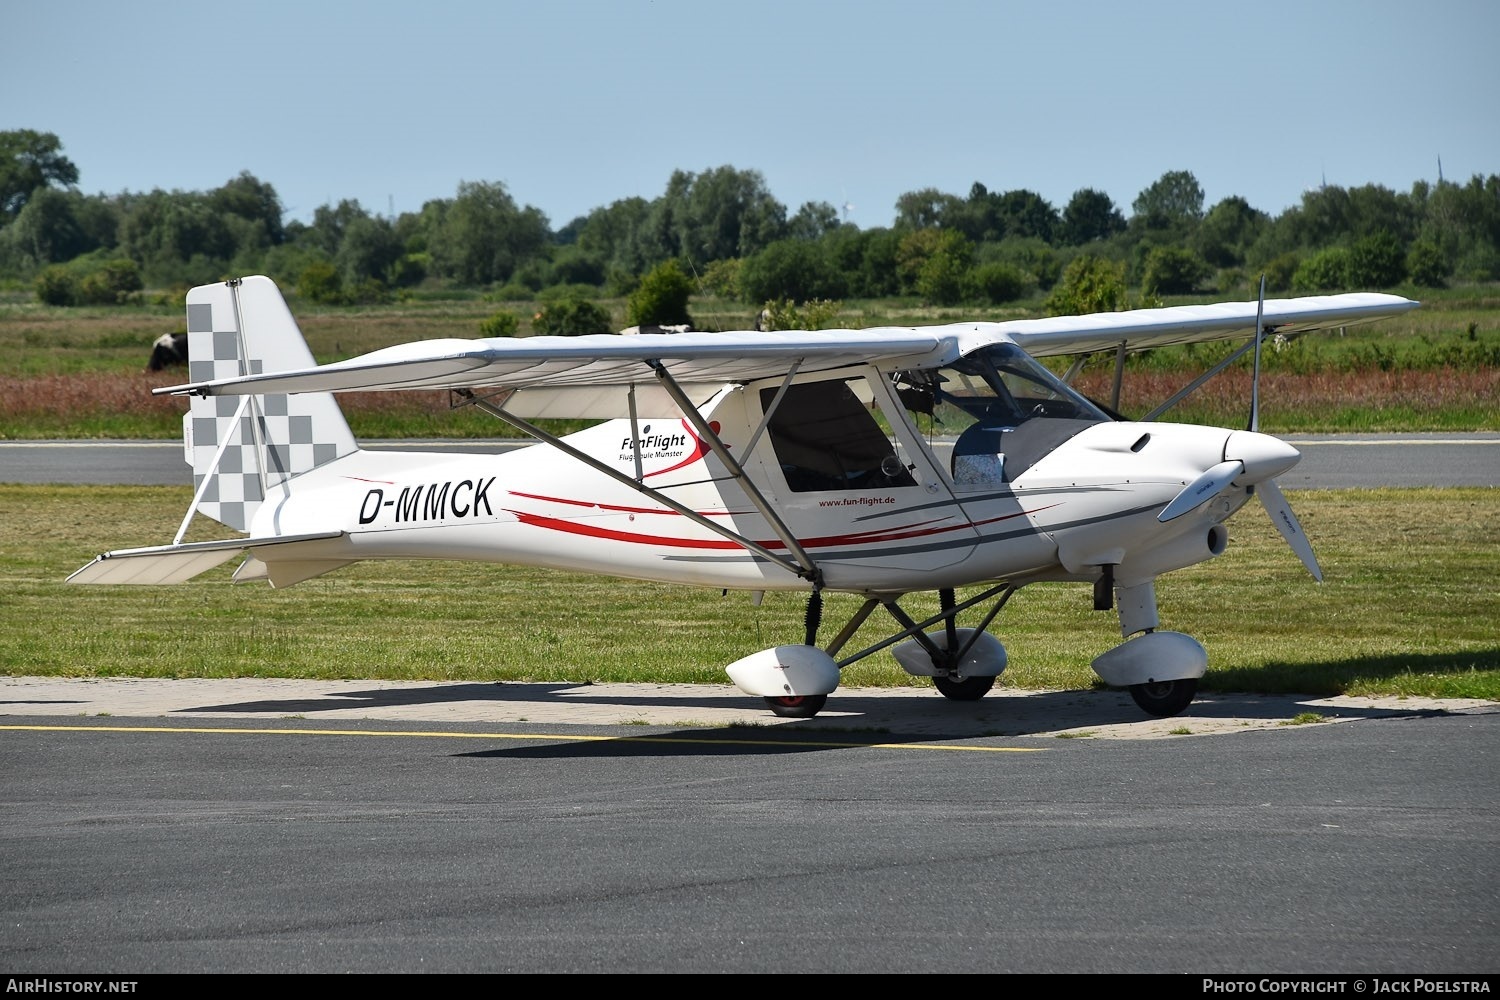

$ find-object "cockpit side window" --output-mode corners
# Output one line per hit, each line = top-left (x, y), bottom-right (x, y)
(894, 344), (1109, 486)
(761, 379), (918, 493)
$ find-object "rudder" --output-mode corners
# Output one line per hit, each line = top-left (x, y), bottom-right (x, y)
(184, 276), (358, 531)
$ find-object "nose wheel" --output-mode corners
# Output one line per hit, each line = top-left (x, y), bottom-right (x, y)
(933, 675), (996, 701)
(765, 694), (828, 719)
(1128, 678), (1198, 717)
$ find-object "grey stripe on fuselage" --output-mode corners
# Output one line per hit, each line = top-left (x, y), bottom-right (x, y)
(660, 497), (1164, 565)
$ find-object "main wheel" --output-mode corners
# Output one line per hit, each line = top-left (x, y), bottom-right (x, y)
(933, 675), (995, 701)
(764, 694), (828, 719)
(1128, 677), (1198, 717)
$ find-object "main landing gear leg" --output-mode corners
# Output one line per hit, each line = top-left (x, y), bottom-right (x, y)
(931, 587), (995, 701)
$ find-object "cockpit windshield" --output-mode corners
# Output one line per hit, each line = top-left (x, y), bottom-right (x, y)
(894, 343), (1111, 486)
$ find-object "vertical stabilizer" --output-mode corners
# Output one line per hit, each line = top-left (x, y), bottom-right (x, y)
(184, 276), (358, 531)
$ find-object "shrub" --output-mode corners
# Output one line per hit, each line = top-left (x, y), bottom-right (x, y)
(297, 260), (345, 304)
(1347, 232), (1404, 289)
(490, 282), (533, 302)
(31, 257), (143, 306)
(1261, 252), (1300, 292)
(1045, 255), (1126, 315)
(388, 252), (428, 288)
(1292, 247), (1351, 292)
(34, 265), (78, 305)
(1405, 240), (1448, 288)
(77, 260), (143, 305)
(739, 239), (846, 303)
(699, 258), (743, 299)
(344, 278), (389, 305)
(758, 298), (843, 331)
(991, 236), (1060, 290)
(1454, 245), (1500, 283)
(479, 311), (519, 337)
(915, 251), (968, 306)
(1140, 246), (1209, 295)
(626, 260), (693, 327)
(533, 298), (614, 335)
(964, 262), (1028, 304)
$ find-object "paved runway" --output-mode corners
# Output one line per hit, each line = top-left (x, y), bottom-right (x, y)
(3, 690), (1496, 974)
(2, 433), (1498, 487)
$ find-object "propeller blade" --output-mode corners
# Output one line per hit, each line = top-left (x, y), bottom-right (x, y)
(1159, 460), (1244, 522)
(1257, 477), (1323, 582)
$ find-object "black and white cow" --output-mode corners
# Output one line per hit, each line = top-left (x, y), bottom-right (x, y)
(618, 324), (693, 336)
(146, 333), (189, 371)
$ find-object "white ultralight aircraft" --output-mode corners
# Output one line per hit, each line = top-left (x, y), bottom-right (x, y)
(69, 276), (1420, 719)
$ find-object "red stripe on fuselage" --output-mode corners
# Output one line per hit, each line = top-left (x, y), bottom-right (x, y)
(506, 491), (703, 516)
(505, 506), (1046, 552)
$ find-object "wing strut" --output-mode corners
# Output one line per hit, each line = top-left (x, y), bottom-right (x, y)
(452, 387), (822, 585)
(1141, 336), (1262, 421)
(1110, 340), (1128, 412)
(647, 360), (821, 582)
(1249, 273), (1267, 433)
(825, 583), (1018, 668)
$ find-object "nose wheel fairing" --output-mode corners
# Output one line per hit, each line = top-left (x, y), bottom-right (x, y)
(1091, 629), (1208, 688)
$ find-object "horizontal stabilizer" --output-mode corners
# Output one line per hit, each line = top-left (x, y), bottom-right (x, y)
(233, 554), (355, 588)
(66, 531), (346, 586)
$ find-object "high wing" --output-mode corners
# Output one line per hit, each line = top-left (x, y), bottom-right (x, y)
(1001, 291), (1419, 358)
(154, 291), (1419, 419)
(155, 329), (955, 419)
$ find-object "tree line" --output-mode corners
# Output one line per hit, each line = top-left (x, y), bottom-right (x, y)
(2, 128), (1497, 326)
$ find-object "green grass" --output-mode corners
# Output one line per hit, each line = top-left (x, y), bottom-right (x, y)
(1281, 712), (1329, 726)
(2, 485), (1495, 701)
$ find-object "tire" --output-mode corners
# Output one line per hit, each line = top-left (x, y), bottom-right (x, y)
(933, 675), (996, 701)
(1128, 678), (1198, 717)
(764, 694), (828, 719)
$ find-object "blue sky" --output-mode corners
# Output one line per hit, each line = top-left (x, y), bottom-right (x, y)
(6, 0), (1497, 230)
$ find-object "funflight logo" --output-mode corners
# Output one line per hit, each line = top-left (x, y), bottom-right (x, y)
(620, 424), (689, 459)
(618, 419), (716, 478)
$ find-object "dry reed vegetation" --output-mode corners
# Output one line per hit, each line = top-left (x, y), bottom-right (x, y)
(2, 287), (1496, 437)
(4, 366), (1494, 439)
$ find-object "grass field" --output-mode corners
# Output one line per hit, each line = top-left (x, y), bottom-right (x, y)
(2, 485), (1495, 701)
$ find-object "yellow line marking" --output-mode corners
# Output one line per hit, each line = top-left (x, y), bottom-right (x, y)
(0, 723), (1043, 753)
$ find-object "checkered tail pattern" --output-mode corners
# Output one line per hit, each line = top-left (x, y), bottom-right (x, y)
(183, 277), (358, 531)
